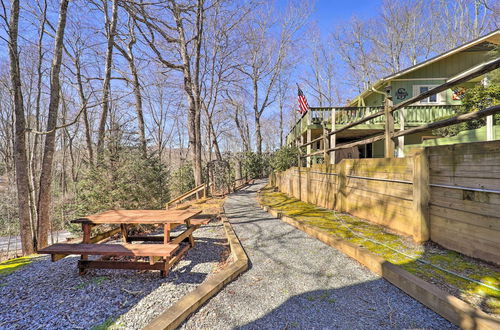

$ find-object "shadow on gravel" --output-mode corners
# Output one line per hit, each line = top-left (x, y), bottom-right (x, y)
(238, 280), (457, 329)
(0, 226), (227, 329)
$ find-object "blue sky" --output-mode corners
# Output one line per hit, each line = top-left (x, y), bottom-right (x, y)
(310, 0), (382, 30)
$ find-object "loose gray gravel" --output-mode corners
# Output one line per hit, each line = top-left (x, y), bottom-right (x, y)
(0, 221), (227, 329)
(181, 179), (457, 329)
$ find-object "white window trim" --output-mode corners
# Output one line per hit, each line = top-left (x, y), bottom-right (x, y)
(412, 85), (446, 105)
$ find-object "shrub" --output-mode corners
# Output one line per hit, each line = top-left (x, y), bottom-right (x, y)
(433, 83), (500, 137)
(242, 152), (271, 179)
(169, 163), (195, 198)
(270, 146), (299, 172)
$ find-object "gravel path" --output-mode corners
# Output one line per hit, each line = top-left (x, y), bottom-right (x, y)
(0, 221), (227, 329)
(182, 179), (456, 329)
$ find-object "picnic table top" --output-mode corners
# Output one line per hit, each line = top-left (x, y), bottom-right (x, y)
(70, 209), (202, 225)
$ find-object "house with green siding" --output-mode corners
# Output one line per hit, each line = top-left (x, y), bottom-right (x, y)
(287, 30), (500, 165)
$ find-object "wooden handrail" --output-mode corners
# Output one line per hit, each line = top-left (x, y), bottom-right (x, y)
(166, 183), (211, 209)
(301, 104), (500, 157)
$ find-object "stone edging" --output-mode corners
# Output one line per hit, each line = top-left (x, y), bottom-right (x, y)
(143, 211), (249, 330)
(258, 196), (499, 330)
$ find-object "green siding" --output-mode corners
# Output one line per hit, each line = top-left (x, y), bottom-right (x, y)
(398, 50), (494, 79)
(363, 92), (384, 106)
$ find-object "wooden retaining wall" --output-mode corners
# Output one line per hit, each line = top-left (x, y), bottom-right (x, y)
(272, 140), (500, 264)
(273, 157), (426, 241)
(428, 141), (500, 265)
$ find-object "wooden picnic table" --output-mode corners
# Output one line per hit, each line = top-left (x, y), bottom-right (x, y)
(72, 209), (202, 245)
(39, 209), (203, 277)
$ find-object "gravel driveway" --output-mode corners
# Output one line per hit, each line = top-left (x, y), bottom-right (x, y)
(0, 222), (227, 329)
(182, 179), (456, 329)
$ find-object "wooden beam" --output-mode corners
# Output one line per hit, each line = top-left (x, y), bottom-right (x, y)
(171, 225), (199, 245)
(89, 227), (121, 244)
(78, 260), (166, 271)
(51, 254), (67, 262)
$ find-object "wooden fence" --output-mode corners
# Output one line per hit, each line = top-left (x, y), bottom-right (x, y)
(428, 141), (500, 264)
(271, 140), (500, 265)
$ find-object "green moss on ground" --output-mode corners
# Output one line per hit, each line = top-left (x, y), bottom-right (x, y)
(0, 255), (37, 277)
(259, 186), (500, 316)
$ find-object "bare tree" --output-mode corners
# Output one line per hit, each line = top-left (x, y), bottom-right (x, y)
(36, 0), (70, 249)
(238, 2), (310, 153)
(114, 13), (147, 158)
(124, 0), (208, 186)
(96, 0), (118, 162)
(3, 0), (35, 254)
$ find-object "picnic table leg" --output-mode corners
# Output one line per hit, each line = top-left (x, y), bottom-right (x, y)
(186, 219), (195, 247)
(163, 224), (171, 244)
(120, 224), (130, 243)
(79, 224), (91, 275)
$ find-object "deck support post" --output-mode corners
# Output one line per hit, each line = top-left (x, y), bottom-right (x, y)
(323, 126), (329, 165)
(398, 108), (405, 157)
(486, 115), (494, 141)
(329, 108), (336, 164)
(384, 97), (395, 158)
(306, 128), (312, 167)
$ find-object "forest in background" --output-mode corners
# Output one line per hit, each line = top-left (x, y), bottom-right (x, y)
(0, 0), (497, 255)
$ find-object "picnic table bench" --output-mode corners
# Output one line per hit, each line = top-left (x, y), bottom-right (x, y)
(39, 209), (207, 277)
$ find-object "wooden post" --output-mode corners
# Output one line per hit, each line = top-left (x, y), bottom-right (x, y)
(486, 115), (494, 141)
(80, 224), (92, 274)
(120, 224), (130, 243)
(298, 135), (303, 200)
(412, 149), (430, 242)
(306, 128), (312, 167)
(398, 108), (405, 157)
(338, 161), (347, 212)
(384, 97), (395, 158)
(330, 107), (336, 164)
(323, 126), (330, 165)
(164, 224), (171, 244)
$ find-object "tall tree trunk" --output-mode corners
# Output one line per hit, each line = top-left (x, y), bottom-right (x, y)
(8, 0), (35, 255)
(279, 102), (283, 147)
(173, 1), (204, 186)
(252, 77), (262, 154)
(29, 0), (48, 247)
(129, 59), (147, 158)
(74, 55), (94, 164)
(96, 0), (118, 162)
(115, 22), (147, 158)
(36, 0), (70, 250)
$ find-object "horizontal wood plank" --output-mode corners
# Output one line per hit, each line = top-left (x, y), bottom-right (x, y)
(71, 209), (202, 224)
(430, 205), (500, 231)
(39, 243), (180, 257)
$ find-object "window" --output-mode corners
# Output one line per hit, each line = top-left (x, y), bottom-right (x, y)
(413, 85), (444, 104)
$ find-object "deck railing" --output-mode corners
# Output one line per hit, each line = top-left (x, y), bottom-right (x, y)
(310, 105), (460, 125)
(287, 105), (461, 143)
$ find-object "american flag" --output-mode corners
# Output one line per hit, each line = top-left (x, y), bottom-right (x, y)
(297, 84), (310, 114)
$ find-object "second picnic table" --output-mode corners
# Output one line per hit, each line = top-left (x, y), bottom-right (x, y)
(39, 209), (203, 277)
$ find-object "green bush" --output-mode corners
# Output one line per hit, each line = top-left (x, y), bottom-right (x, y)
(169, 163), (195, 198)
(270, 146), (299, 172)
(433, 83), (500, 137)
(242, 152), (271, 179)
